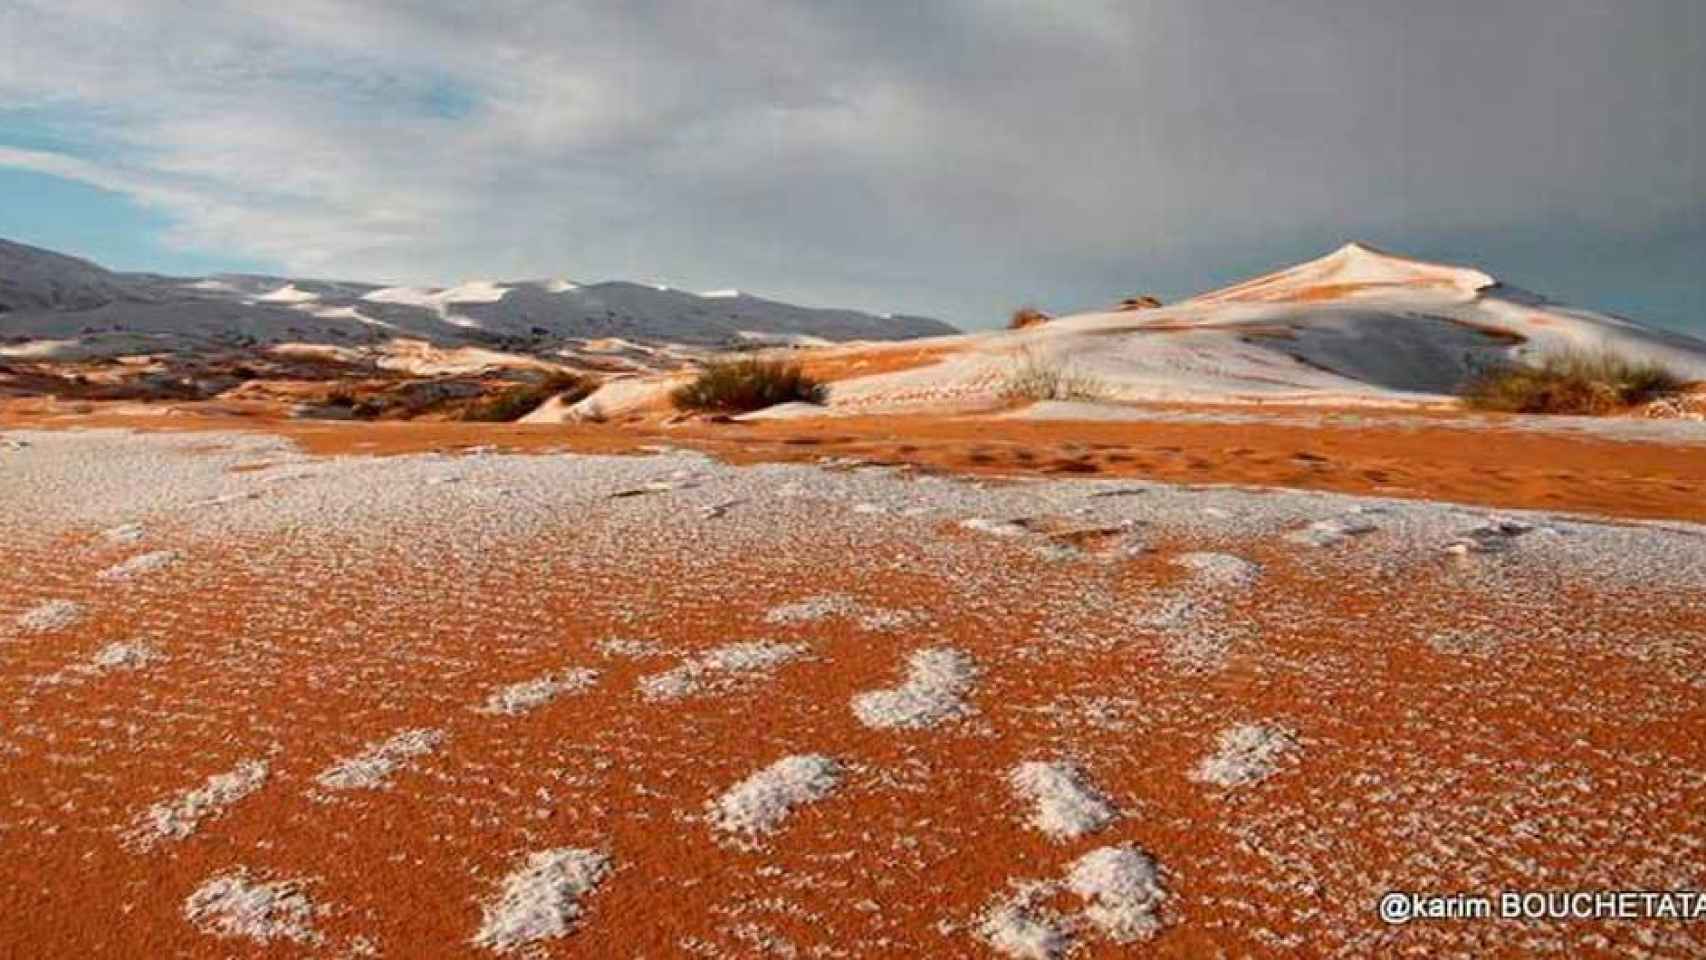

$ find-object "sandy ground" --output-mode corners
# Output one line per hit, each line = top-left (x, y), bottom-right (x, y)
(1, 421), (1703, 958)
(8, 403), (1706, 523)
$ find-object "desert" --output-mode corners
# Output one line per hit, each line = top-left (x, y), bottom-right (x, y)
(4, 2), (1705, 956)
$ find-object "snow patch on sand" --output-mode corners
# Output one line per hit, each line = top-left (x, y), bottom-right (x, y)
(184, 869), (321, 945)
(764, 594), (860, 624)
(127, 759), (269, 849)
(978, 845), (1168, 956)
(1009, 761), (1116, 841)
(90, 640), (164, 671)
(315, 728), (445, 791)
(472, 848), (611, 954)
(980, 892), (1071, 960)
(708, 754), (841, 839)
(478, 669), (600, 716)
(764, 594), (919, 631)
(97, 549), (178, 581)
(639, 641), (805, 701)
(17, 599), (83, 633)
(100, 522), (145, 544)
(1193, 722), (1298, 788)
(595, 637), (668, 659)
(1065, 845), (1168, 943)
(851, 647), (978, 729)
(1289, 513), (1379, 547)
(1172, 551), (1261, 587)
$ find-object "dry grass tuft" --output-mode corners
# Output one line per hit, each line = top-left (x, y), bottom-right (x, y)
(1001, 348), (1108, 402)
(1008, 306), (1052, 330)
(1459, 349), (1684, 415)
(460, 372), (595, 422)
(670, 358), (825, 413)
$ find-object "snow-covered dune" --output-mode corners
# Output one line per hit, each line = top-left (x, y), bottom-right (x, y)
(821, 243), (1706, 413)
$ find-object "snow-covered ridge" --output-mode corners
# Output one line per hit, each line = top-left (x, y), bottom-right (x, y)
(0, 236), (956, 355)
(820, 242), (1706, 413)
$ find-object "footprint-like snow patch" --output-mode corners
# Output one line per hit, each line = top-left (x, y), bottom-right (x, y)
(594, 637), (668, 659)
(1287, 513), (1378, 547)
(852, 647), (978, 729)
(17, 599), (84, 633)
(315, 728), (445, 791)
(1193, 722), (1298, 787)
(708, 754), (841, 839)
(980, 894), (1070, 960)
(478, 669), (600, 716)
(977, 845), (1169, 957)
(639, 641), (805, 701)
(183, 869), (321, 945)
(127, 759), (269, 850)
(473, 848), (611, 954)
(99, 522), (146, 545)
(1065, 845), (1168, 943)
(961, 516), (1032, 538)
(89, 640), (165, 672)
(1171, 551), (1261, 587)
(1008, 761), (1116, 841)
(764, 594), (860, 624)
(97, 550), (179, 581)
(764, 594), (918, 631)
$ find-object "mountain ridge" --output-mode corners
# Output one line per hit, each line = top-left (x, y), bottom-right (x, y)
(0, 237), (957, 354)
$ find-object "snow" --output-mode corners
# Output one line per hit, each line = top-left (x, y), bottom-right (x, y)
(700, 288), (742, 299)
(90, 640), (164, 671)
(183, 869), (321, 945)
(1065, 845), (1167, 943)
(17, 599), (83, 633)
(254, 283), (318, 304)
(823, 243), (1706, 413)
(980, 898), (1070, 960)
(477, 669), (600, 716)
(708, 754), (841, 839)
(96, 549), (178, 581)
(363, 280), (510, 309)
(472, 848), (611, 953)
(638, 641), (805, 701)
(315, 727), (445, 791)
(851, 647), (978, 729)
(1194, 722), (1298, 787)
(127, 759), (269, 849)
(0, 238), (953, 356)
(1008, 761), (1116, 840)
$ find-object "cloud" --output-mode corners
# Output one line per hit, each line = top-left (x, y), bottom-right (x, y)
(0, 0), (1700, 329)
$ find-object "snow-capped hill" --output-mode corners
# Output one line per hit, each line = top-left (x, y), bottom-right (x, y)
(1192, 242), (1496, 306)
(818, 244), (1706, 413)
(0, 238), (955, 357)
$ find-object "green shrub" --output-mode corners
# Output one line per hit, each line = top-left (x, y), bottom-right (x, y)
(1459, 348), (1683, 415)
(670, 358), (825, 413)
(459, 372), (595, 422)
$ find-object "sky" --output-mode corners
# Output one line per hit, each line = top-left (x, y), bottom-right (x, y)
(0, 1), (1700, 333)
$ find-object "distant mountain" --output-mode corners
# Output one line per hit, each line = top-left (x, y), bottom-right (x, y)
(0, 238), (956, 356)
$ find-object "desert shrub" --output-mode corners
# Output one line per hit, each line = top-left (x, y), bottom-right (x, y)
(1008, 306), (1051, 329)
(1000, 349), (1107, 402)
(459, 372), (595, 422)
(670, 358), (825, 413)
(1459, 348), (1683, 415)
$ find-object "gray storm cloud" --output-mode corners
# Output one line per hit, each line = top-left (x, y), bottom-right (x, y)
(0, 0), (1699, 330)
